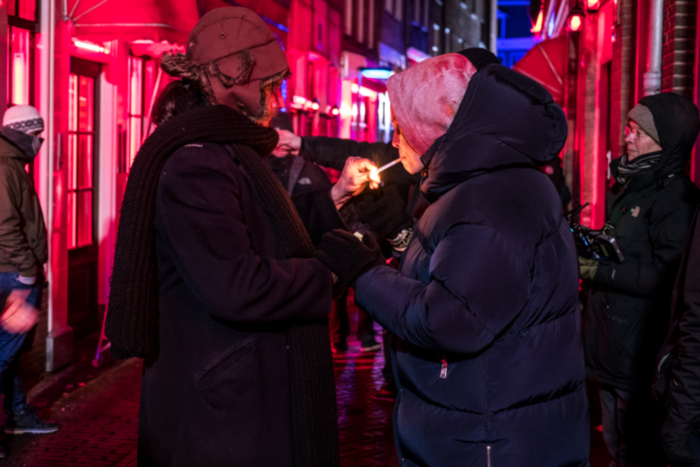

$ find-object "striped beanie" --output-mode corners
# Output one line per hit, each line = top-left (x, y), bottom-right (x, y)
(2, 105), (44, 134)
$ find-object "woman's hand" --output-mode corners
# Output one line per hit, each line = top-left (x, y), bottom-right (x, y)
(331, 157), (379, 209)
(316, 230), (386, 288)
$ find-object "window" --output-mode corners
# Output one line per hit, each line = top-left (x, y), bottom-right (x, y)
(127, 57), (143, 169)
(368, 0), (375, 47)
(358, 0), (365, 44)
(8, 0), (37, 22)
(67, 74), (95, 249)
(126, 56), (159, 171)
(346, 0), (354, 36)
(395, 0), (403, 20)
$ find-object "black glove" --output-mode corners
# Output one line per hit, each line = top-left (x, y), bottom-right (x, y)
(351, 185), (413, 240)
(316, 230), (386, 288)
(661, 418), (696, 465)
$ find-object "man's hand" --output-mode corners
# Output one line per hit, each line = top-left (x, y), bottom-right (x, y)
(276, 129), (302, 155)
(331, 157), (379, 209)
(1, 289), (37, 334)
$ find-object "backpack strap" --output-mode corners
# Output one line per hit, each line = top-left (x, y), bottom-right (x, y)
(287, 156), (305, 195)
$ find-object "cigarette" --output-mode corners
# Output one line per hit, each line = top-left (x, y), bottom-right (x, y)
(376, 158), (401, 173)
(369, 158), (401, 183)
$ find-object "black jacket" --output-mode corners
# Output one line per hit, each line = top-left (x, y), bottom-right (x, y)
(139, 142), (343, 466)
(584, 93), (700, 392)
(355, 64), (589, 467)
(655, 205), (700, 461)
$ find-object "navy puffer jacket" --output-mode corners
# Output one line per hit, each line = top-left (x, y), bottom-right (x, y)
(355, 64), (590, 467)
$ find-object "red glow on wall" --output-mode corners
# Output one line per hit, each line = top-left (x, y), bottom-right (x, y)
(73, 39), (108, 54)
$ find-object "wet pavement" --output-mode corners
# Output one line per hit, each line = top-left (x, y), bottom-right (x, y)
(0, 298), (611, 466)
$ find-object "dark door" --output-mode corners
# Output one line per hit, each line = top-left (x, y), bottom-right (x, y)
(67, 57), (99, 340)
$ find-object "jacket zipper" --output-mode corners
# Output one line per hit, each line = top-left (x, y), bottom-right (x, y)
(440, 356), (448, 379)
(486, 445), (492, 467)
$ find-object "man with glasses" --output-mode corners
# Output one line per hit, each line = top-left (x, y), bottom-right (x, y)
(581, 93), (700, 466)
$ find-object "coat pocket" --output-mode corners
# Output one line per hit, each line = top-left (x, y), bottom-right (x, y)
(194, 337), (259, 410)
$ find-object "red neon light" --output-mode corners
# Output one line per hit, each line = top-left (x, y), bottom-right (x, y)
(585, 0), (601, 10)
(12, 53), (27, 105)
(331, 107), (340, 116)
(531, 9), (544, 33)
(292, 95), (307, 105)
(569, 15), (583, 32)
(73, 39), (107, 54)
(311, 102), (320, 111)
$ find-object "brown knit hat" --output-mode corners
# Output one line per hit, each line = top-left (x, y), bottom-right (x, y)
(628, 103), (660, 144)
(186, 7), (289, 84)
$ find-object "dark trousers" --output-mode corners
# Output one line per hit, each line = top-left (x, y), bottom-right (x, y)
(329, 290), (375, 345)
(599, 384), (666, 467)
(0, 272), (42, 415)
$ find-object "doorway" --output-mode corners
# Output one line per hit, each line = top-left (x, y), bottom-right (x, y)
(67, 57), (100, 340)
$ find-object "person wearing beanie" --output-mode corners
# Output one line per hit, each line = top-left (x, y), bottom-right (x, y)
(581, 93), (700, 466)
(0, 105), (58, 456)
(105, 7), (378, 466)
(316, 55), (588, 465)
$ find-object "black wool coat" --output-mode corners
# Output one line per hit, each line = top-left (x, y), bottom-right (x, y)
(655, 206), (700, 459)
(138, 142), (343, 466)
(355, 65), (590, 467)
(584, 93), (700, 393)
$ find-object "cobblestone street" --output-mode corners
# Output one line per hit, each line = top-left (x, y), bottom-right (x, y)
(0, 299), (611, 466)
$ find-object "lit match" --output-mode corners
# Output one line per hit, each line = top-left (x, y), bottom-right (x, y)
(369, 158), (401, 183)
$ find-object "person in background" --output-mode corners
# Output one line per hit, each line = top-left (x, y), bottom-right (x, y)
(268, 113), (381, 353)
(317, 54), (589, 466)
(655, 205), (700, 466)
(581, 93), (700, 467)
(0, 105), (59, 457)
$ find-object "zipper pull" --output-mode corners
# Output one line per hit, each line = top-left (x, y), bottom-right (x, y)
(440, 356), (448, 379)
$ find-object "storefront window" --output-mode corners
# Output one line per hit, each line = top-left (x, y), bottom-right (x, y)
(67, 74), (95, 249)
(127, 57), (143, 169)
(126, 56), (159, 171)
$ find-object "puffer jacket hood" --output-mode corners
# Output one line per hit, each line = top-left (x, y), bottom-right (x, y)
(387, 54), (477, 156)
(419, 63), (567, 202)
(640, 92), (700, 180)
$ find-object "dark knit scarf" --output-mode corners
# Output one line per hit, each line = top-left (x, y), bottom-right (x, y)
(106, 104), (339, 467)
(615, 151), (662, 184)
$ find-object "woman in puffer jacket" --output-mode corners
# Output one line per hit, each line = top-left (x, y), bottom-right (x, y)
(317, 54), (590, 467)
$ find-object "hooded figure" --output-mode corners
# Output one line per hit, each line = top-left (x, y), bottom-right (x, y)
(582, 93), (700, 466)
(317, 56), (589, 466)
(0, 106), (58, 451)
(105, 7), (367, 466)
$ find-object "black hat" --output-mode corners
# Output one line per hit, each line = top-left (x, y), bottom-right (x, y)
(457, 47), (501, 71)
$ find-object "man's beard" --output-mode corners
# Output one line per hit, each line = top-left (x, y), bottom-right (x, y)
(250, 84), (279, 127)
